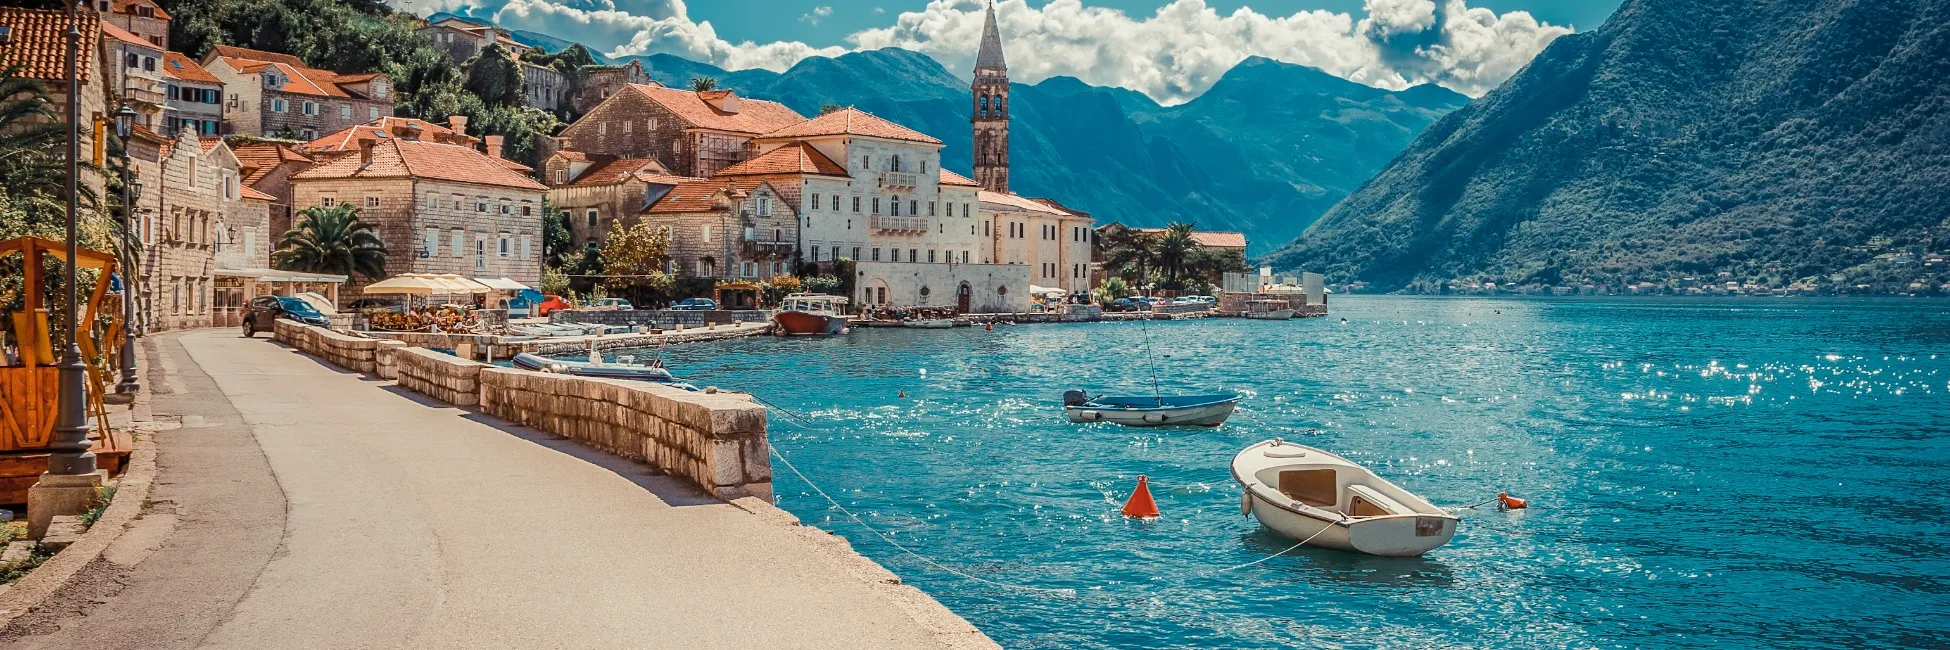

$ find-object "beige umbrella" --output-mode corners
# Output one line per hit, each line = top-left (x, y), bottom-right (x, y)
(361, 275), (447, 295)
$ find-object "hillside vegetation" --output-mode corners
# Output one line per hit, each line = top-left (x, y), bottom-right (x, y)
(1264, 0), (1950, 294)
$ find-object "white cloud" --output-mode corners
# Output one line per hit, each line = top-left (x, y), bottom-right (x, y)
(801, 5), (833, 25)
(406, 0), (1571, 103)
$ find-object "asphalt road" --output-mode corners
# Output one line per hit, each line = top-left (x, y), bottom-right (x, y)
(0, 330), (959, 649)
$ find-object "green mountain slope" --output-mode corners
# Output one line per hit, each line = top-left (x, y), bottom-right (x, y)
(1265, 0), (1950, 293)
(625, 50), (1464, 255)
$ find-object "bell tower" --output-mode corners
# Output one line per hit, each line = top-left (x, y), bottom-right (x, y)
(971, 1), (1009, 194)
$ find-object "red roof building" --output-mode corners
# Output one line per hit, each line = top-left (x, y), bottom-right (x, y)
(199, 44), (396, 140)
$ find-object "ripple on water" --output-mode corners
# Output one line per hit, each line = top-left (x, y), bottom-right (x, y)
(640, 297), (1950, 649)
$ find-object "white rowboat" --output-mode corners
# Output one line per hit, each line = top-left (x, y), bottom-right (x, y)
(902, 319), (955, 329)
(1063, 392), (1239, 427)
(1231, 439), (1459, 556)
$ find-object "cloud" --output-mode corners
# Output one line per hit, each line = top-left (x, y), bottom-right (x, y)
(407, 0), (1571, 103)
(800, 5), (832, 25)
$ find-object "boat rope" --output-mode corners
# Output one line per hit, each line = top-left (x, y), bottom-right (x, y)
(1204, 522), (1337, 575)
(1136, 314), (1164, 406)
(751, 394), (1079, 597)
(1454, 495), (1501, 510)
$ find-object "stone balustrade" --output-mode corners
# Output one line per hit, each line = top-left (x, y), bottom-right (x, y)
(477, 370), (772, 501)
(270, 320), (773, 501)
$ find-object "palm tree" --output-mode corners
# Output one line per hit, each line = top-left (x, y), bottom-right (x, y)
(691, 76), (718, 92)
(0, 64), (72, 201)
(1153, 222), (1198, 286)
(273, 204), (388, 281)
(1098, 223), (1157, 289)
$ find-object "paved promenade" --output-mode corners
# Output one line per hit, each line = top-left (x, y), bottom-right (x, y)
(0, 330), (976, 649)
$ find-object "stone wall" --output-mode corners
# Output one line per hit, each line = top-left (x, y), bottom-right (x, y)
(393, 347), (485, 406)
(477, 369), (772, 501)
(272, 318), (406, 374)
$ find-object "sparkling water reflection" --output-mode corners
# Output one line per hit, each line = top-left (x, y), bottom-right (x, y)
(653, 297), (1950, 649)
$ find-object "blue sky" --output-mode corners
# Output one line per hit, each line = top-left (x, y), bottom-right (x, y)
(687, 1), (1623, 48)
(416, 0), (1623, 103)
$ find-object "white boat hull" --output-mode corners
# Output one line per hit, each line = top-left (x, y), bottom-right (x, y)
(902, 319), (955, 329)
(1065, 400), (1237, 426)
(1243, 492), (1455, 556)
(1231, 439), (1459, 557)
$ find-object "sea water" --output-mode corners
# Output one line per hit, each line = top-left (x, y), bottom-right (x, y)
(649, 297), (1950, 649)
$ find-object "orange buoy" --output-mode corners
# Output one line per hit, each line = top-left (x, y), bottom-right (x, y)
(898, 390), (906, 399)
(1121, 475), (1160, 518)
(985, 321), (994, 331)
(1497, 492), (1528, 510)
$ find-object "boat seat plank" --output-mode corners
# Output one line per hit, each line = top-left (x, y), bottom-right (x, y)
(1347, 484), (1413, 517)
(1277, 469), (1338, 507)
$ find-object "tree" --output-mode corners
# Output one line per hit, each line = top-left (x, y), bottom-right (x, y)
(818, 103), (843, 116)
(463, 43), (525, 108)
(272, 204), (388, 281)
(0, 65), (75, 203)
(541, 205), (573, 267)
(691, 76), (717, 92)
(1097, 223), (1158, 289)
(1153, 222), (1198, 287)
(597, 220), (671, 299)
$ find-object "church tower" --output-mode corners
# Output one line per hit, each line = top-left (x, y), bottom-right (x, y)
(971, 1), (1009, 194)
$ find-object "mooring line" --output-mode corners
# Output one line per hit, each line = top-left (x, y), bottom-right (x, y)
(1205, 523), (1336, 575)
(751, 394), (1079, 597)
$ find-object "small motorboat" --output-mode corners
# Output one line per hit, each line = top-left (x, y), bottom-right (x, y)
(1244, 299), (1295, 321)
(773, 293), (849, 336)
(1062, 390), (1239, 427)
(1231, 439), (1459, 557)
(902, 318), (955, 329)
(511, 352), (677, 383)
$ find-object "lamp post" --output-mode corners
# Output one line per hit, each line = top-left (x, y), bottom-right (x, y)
(114, 102), (141, 394)
(48, 0), (96, 477)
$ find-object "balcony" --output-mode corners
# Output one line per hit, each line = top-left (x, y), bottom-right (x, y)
(870, 215), (928, 233)
(877, 171), (919, 190)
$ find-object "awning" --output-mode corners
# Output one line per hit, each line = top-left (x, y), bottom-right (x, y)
(294, 292), (338, 315)
(473, 277), (531, 291)
(361, 274), (493, 295)
(1029, 284), (1066, 297)
(214, 268), (349, 283)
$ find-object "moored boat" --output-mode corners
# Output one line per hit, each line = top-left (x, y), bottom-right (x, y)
(1244, 299), (1295, 321)
(774, 293), (849, 336)
(511, 352), (680, 384)
(1231, 439), (1458, 557)
(1062, 390), (1239, 426)
(902, 318), (955, 329)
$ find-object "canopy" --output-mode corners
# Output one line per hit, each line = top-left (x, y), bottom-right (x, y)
(473, 277), (531, 291)
(293, 292), (338, 316)
(361, 273), (493, 295)
(1029, 284), (1066, 297)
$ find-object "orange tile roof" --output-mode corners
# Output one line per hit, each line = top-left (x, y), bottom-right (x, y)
(199, 137), (222, 153)
(757, 107), (939, 144)
(99, 21), (154, 49)
(561, 156), (669, 187)
(0, 8), (100, 81)
(209, 44), (304, 68)
(646, 179), (774, 214)
(162, 52), (220, 84)
(240, 186), (276, 201)
(980, 190), (1078, 217)
(715, 142), (848, 177)
(1132, 228), (1247, 248)
(293, 138), (546, 191)
(231, 141), (313, 185)
(112, 0), (169, 20)
(210, 45), (385, 99)
(938, 169), (980, 187)
(299, 117), (467, 154)
(626, 84), (805, 135)
(637, 173), (707, 186)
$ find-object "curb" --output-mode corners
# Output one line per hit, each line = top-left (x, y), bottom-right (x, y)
(0, 341), (162, 627)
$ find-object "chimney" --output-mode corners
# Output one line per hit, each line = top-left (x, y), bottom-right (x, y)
(357, 137), (377, 167)
(449, 115), (468, 136)
(484, 135), (504, 160)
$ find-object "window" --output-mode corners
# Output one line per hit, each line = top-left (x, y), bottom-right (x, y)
(928, 249), (936, 263)
(522, 205), (532, 216)
(852, 197), (861, 213)
(321, 196), (337, 206)
(929, 201), (936, 217)
(425, 228), (438, 256)
(833, 246), (842, 261)
(586, 209), (598, 231)
(125, 53), (138, 68)
(500, 203), (511, 215)
(984, 221), (989, 236)
(598, 122), (606, 136)
(476, 199), (488, 212)
(963, 251), (971, 263)
(300, 128), (315, 140)
(873, 198), (881, 214)
(499, 234), (509, 257)
(811, 193), (820, 211)
(453, 194), (463, 209)
(809, 246), (821, 262)
(890, 196), (899, 217)
(702, 225), (713, 243)
(908, 249), (918, 263)
(851, 247), (861, 260)
(369, 107), (380, 120)
(621, 120), (631, 133)
(426, 194), (438, 210)
(758, 196), (771, 216)
(520, 236), (531, 259)
(364, 196), (380, 208)
(910, 200), (918, 216)
(891, 155), (901, 172)
(340, 104), (351, 118)
(142, 56), (155, 71)
(554, 169), (568, 184)
(773, 227), (783, 242)
(475, 239), (486, 269)
(964, 203), (971, 218)
(872, 248), (881, 261)
(860, 155), (869, 170)
(302, 101), (316, 116)
(452, 230), (464, 258)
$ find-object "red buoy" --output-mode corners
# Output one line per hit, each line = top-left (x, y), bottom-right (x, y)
(1497, 492), (1528, 510)
(1122, 475), (1160, 518)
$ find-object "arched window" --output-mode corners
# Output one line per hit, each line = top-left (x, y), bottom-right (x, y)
(980, 95), (989, 109)
(891, 196), (901, 216)
(891, 155), (902, 172)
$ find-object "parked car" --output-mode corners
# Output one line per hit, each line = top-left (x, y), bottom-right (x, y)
(671, 298), (719, 311)
(1137, 297), (1168, 310)
(533, 294), (574, 317)
(242, 295), (328, 336)
(591, 298), (635, 311)
(1105, 298), (1140, 312)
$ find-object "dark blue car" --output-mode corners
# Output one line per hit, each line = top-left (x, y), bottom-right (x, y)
(243, 295), (329, 336)
(671, 298), (718, 311)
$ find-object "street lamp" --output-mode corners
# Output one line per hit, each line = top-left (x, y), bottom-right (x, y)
(47, 0), (96, 477)
(113, 101), (140, 395)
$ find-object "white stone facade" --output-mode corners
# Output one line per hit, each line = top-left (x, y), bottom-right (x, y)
(854, 262), (1029, 314)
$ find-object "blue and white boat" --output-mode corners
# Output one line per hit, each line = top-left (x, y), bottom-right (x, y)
(1062, 391), (1240, 427)
(511, 352), (694, 389)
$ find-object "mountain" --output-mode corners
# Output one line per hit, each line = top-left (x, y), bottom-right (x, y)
(622, 50), (1465, 255)
(1264, 0), (1950, 293)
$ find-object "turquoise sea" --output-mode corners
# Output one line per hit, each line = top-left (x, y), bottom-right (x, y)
(652, 297), (1950, 649)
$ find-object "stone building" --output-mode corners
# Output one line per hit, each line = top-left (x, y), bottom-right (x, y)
(230, 141), (314, 238)
(289, 130), (549, 300)
(971, 1), (1010, 194)
(414, 16), (568, 113)
(542, 152), (697, 248)
(142, 130), (244, 332)
(569, 60), (649, 115)
(200, 45), (393, 140)
(299, 115), (531, 175)
(555, 84), (804, 179)
(854, 261), (1029, 314)
(981, 191), (1093, 294)
(0, 7), (107, 190)
(97, 0), (167, 49)
(100, 21), (167, 128)
(161, 52), (222, 136)
(638, 180), (798, 282)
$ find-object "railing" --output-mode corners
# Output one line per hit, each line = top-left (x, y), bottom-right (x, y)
(878, 171), (919, 190)
(869, 215), (928, 233)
